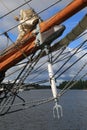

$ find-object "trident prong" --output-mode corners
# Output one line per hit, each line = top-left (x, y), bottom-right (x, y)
(53, 99), (63, 119)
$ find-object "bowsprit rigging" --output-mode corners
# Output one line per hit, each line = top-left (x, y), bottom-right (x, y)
(0, 0), (87, 75)
(0, 0), (87, 118)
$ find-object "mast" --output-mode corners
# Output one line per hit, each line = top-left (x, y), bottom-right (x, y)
(0, 0), (87, 72)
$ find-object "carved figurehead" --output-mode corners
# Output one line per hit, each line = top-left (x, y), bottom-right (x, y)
(15, 8), (39, 42)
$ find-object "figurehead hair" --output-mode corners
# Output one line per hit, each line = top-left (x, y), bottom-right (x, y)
(14, 16), (19, 21)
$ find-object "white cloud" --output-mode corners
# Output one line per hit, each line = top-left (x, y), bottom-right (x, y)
(54, 47), (87, 81)
(0, 0), (87, 84)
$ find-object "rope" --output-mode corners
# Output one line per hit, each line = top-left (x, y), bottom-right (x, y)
(55, 52), (87, 80)
(0, 0), (87, 116)
(59, 61), (87, 96)
(53, 42), (87, 64)
(0, 32), (34, 61)
(0, 0), (32, 19)
(31, 50), (87, 85)
(17, 50), (44, 85)
(0, 0), (10, 12)
(31, 40), (87, 84)
(54, 40), (87, 79)
(1, 69), (87, 115)
(0, 0), (62, 36)
(29, 42), (87, 83)
(24, 0), (32, 8)
(59, 72), (87, 97)
(0, 95), (15, 115)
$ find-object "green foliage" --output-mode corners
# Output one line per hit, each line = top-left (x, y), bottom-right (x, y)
(58, 80), (87, 89)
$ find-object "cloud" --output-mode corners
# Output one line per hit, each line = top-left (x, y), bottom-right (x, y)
(54, 47), (87, 82)
(3, 44), (87, 85)
(0, 0), (87, 84)
(0, 0), (73, 32)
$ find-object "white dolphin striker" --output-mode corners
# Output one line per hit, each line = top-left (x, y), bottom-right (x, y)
(47, 59), (63, 119)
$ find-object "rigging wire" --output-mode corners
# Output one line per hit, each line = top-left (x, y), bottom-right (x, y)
(36, 0), (62, 15)
(53, 43), (87, 64)
(0, 0), (62, 36)
(27, 39), (85, 84)
(44, 71), (87, 105)
(3, 46), (80, 79)
(0, 71), (87, 116)
(24, 0), (31, 8)
(0, 47), (87, 115)
(17, 50), (44, 84)
(0, 0), (62, 20)
(29, 50), (78, 81)
(0, 95), (15, 116)
(53, 40), (87, 79)
(29, 49), (86, 83)
(52, 39), (85, 63)
(0, 0), (87, 116)
(3, 36), (87, 85)
(33, 38), (86, 71)
(0, 50), (44, 115)
(0, 1), (86, 86)
(0, 32), (33, 60)
(26, 47), (65, 75)
(28, 48), (65, 81)
(24, 46), (62, 81)
(59, 72), (87, 97)
(59, 61), (87, 96)
(55, 52), (87, 80)
(31, 50), (87, 85)
(0, 0), (32, 19)
(0, 0), (10, 11)
(24, 38), (87, 80)
(76, 31), (87, 40)
(0, 32), (38, 82)
(5, 49), (44, 96)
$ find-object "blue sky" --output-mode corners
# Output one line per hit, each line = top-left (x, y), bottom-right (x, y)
(0, 0), (86, 46)
(40, 3), (87, 49)
(0, 0), (87, 84)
